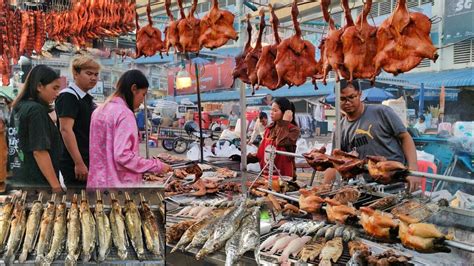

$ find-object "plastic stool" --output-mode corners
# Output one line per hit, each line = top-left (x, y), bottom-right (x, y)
(417, 160), (437, 192)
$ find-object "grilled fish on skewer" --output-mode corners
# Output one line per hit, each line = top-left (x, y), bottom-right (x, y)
(260, 233), (288, 251)
(124, 192), (145, 260)
(0, 195), (16, 253)
(65, 194), (81, 266)
(35, 194), (56, 264)
(95, 190), (112, 262)
(319, 237), (343, 266)
(80, 190), (96, 262)
(299, 241), (325, 262)
(172, 216), (213, 253)
(140, 194), (161, 256)
(19, 193), (43, 263)
(44, 195), (67, 265)
(109, 193), (128, 260)
(236, 207), (260, 256)
(3, 192), (27, 265)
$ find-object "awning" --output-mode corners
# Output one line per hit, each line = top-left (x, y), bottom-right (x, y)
(383, 68), (474, 88)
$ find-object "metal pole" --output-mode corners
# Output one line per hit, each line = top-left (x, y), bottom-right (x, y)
(195, 63), (204, 163)
(144, 93), (150, 159)
(409, 170), (474, 186)
(239, 81), (247, 195)
(334, 81), (342, 185)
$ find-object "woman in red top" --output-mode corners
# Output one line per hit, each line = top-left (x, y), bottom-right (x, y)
(248, 97), (300, 180)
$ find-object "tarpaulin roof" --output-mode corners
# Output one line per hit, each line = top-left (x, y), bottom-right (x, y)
(383, 67), (474, 88)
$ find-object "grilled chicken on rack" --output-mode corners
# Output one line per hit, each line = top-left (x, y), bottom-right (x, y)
(324, 198), (357, 224)
(367, 155), (408, 184)
(328, 149), (366, 180)
(303, 147), (333, 172)
(398, 215), (451, 252)
(333, 187), (360, 205)
(299, 188), (325, 213)
(359, 206), (398, 239)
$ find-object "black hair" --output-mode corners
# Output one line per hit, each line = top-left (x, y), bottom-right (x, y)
(112, 69), (149, 111)
(419, 115), (425, 122)
(12, 65), (60, 109)
(273, 97), (297, 126)
(340, 79), (361, 92)
(259, 112), (268, 120)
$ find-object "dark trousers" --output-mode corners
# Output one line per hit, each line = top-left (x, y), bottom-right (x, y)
(60, 162), (87, 189)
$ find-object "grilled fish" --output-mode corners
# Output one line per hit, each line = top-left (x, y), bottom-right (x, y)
(65, 194), (81, 266)
(80, 190), (96, 262)
(140, 194), (161, 256)
(35, 194), (56, 264)
(224, 221), (241, 266)
(109, 193), (128, 260)
(196, 201), (247, 260)
(299, 241), (325, 262)
(260, 233), (288, 251)
(95, 191), (112, 262)
(185, 208), (230, 251)
(280, 236), (312, 263)
(237, 207), (260, 256)
(0, 195), (16, 253)
(172, 216), (212, 253)
(124, 192), (145, 260)
(19, 193), (43, 263)
(44, 195), (67, 265)
(319, 237), (343, 266)
(3, 192), (27, 265)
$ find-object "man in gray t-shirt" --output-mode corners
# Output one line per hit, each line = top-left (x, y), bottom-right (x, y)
(324, 81), (421, 192)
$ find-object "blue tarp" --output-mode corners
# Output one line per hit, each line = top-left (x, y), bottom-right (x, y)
(325, 87), (394, 103)
(393, 68), (474, 88)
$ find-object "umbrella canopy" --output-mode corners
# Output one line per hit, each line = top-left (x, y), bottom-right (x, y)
(325, 87), (394, 103)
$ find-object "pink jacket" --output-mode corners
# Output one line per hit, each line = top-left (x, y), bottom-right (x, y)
(87, 97), (164, 189)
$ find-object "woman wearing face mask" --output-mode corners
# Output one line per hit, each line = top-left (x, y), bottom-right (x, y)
(248, 97), (300, 180)
(87, 70), (172, 189)
(9, 65), (63, 192)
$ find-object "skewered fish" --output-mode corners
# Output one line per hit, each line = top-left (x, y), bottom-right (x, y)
(0, 195), (16, 252)
(260, 233), (288, 251)
(109, 193), (128, 260)
(298, 240), (325, 262)
(196, 201), (247, 259)
(167, 220), (196, 244)
(315, 224), (332, 239)
(44, 195), (68, 265)
(140, 194), (162, 256)
(3, 192), (27, 266)
(319, 237), (343, 266)
(325, 225), (337, 240)
(95, 191), (112, 262)
(185, 212), (224, 250)
(65, 194), (81, 266)
(19, 193), (43, 263)
(267, 234), (299, 255)
(173, 216), (213, 253)
(35, 194), (56, 264)
(225, 207), (259, 266)
(124, 192), (145, 260)
(80, 190), (96, 262)
(280, 235), (312, 263)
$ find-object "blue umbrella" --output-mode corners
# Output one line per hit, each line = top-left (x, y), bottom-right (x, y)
(191, 57), (210, 65)
(361, 87), (395, 102)
(419, 83), (425, 115)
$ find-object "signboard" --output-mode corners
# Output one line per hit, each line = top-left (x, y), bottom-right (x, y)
(167, 58), (235, 96)
(444, 0), (474, 44)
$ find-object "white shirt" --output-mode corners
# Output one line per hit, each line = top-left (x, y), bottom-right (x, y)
(414, 121), (427, 133)
(219, 129), (239, 141)
(249, 119), (266, 143)
(61, 82), (90, 99)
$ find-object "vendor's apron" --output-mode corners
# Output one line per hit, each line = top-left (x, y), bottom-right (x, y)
(256, 127), (295, 178)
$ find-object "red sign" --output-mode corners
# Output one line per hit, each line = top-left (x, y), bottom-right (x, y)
(167, 58), (235, 95)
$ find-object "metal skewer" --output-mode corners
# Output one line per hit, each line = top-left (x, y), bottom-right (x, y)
(256, 188), (299, 202)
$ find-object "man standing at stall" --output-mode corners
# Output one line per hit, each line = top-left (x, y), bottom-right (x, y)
(55, 55), (100, 188)
(324, 80), (421, 192)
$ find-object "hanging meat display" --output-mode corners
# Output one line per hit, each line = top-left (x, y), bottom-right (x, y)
(340, 0), (377, 82)
(199, 0), (238, 50)
(255, 4), (284, 91)
(177, 0), (201, 53)
(163, 0), (184, 53)
(244, 8), (265, 93)
(274, 0), (321, 87)
(231, 14), (252, 86)
(372, 0), (438, 80)
(135, 0), (164, 58)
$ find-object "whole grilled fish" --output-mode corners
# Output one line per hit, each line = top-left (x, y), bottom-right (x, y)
(196, 201), (247, 260)
(35, 194), (56, 264)
(319, 237), (343, 266)
(140, 195), (161, 256)
(65, 194), (81, 266)
(44, 195), (67, 265)
(124, 192), (145, 260)
(109, 193), (128, 260)
(237, 207), (260, 256)
(80, 191), (96, 262)
(0, 195), (16, 253)
(172, 216), (212, 253)
(95, 191), (112, 262)
(224, 219), (242, 266)
(19, 193), (43, 263)
(298, 241), (325, 262)
(185, 209), (229, 251)
(3, 192), (27, 265)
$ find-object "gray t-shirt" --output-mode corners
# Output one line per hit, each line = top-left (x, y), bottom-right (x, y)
(336, 104), (407, 164)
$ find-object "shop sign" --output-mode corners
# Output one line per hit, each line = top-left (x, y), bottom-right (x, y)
(444, 0), (474, 44)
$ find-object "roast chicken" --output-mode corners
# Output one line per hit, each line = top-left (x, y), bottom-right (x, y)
(367, 155), (408, 184)
(328, 149), (366, 180)
(274, 0), (321, 88)
(341, 0), (377, 82)
(303, 146), (333, 172)
(359, 207), (398, 239)
(319, 0), (352, 85)
(333, 187), (360, 205)
(244, 8), (266, 93)
(372, 0), (438, 80)
(255, 4), (284, 91)
(177, 0), (201, 53)
(163, 0), (184, 53)
(399, 215), (450, 252)
(135, 0), (164, 58)
(299, 188), (325, 213)
(199, 0), (238, 50)
(191, 178), (219, 196)
(324, 198), (357, 224)
(231, 14), (252, 86)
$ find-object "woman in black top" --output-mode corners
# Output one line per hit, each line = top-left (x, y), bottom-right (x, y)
(9, 65), (63, 192)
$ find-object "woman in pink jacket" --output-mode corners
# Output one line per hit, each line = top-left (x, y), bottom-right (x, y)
(87, 70), (171, 189)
